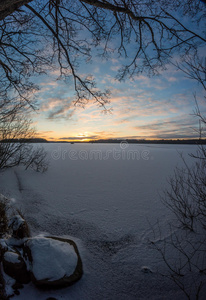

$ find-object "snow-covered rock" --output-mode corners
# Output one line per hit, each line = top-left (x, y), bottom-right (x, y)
(9, 215), (30, 239)
(23, 236), (83, 288)
(4, 251), (20, 264)
(0, 238), (8, 252)
(2, 250), (30, 284)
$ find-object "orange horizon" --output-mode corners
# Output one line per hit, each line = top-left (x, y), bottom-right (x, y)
(38, 136), (201, 142)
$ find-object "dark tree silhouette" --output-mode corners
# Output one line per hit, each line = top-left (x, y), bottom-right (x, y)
(0, 105), (48, 172)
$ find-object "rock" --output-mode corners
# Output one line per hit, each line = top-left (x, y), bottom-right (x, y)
(2, 250), (30, 284)
(8, 215), (30, 239)
(23, 236), (83, 288)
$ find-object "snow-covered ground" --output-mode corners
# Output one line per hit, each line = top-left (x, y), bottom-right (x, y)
(0, 143), (199, 299)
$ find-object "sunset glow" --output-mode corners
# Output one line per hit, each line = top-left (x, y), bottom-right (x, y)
(33, 64), (205, 142)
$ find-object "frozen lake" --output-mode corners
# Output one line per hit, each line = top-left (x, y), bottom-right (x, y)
(0, 143), (201, 299)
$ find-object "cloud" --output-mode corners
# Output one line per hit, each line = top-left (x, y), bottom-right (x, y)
(35, 130), (55, 139)
(38, 96), (76, 120)
(110, 65), (121, 72)
(47, 105), (75, 120)
(167, 76), (177, 82)
(59, 135), (97, 140)
(36, 130), (54, 135)
(59, 131), (119, 141)
(132, 115), (199, 139)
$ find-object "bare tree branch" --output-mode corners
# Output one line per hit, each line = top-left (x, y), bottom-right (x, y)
(0, 0), (205, 113)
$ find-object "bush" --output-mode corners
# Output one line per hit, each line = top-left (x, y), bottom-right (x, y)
(0, 111), (48, 172)
(152, 126), (206, 299)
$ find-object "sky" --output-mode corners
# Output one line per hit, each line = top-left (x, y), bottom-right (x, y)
(32, 58), (205, 142)
(30, 6), (206, 142)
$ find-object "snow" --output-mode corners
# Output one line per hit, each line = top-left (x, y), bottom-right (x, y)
(0, 143), (202, 299)
(9, 215), (25, 231)
(5, 237), (26, 247)
(4, 251), (20, 264)
(10, 198), (16, 204)
(0, 239), (8, 251)
(0, 193), (7, 202)
(26, 236), (78, 281)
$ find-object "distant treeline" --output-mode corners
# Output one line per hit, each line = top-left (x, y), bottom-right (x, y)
(1, 138), (206, 145)
(90, 139), (206, 145)
(0, 138), (48, 143)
